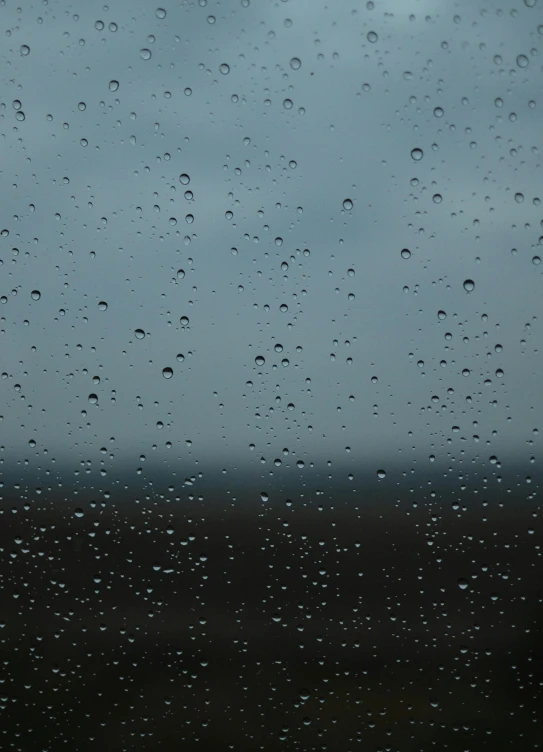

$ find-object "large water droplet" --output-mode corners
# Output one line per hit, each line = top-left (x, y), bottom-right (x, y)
(463, 279), (475, 292)
(411, 148), (423, 161)
(343, 198), (353, 210)
(162, 367), (173, 379)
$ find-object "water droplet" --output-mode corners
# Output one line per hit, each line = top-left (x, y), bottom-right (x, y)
(367, 30), (378, 42)
(515, 192), (524, 203)
(532, 255), (541, 265)
(180, 316), (189, 326)
(260, 491), (269, 502)
(290, 57), (301, 70)
(401, 248), (411, 259)
(74, 508), (84, 518)
(433, 107), (444, 118)
(155, 7), (167, 18)
(179, 173), (190, 185)
(135, 329), (145, 339)
(458, 578), (469, 590)
(437, 310), (447, 320)
(411, 148), (423, 161)
(377, 469), (386, 479)
(88, 393), (98, 404)
(20, 44), (30, 56)
(343, 198), (353, 210)
(219, 63), (230, 75)
(140, 48), (152, 60)
(95, 20), (105, 30)
(255, 356), (265, 366)
(109, 80), (119, 92)
(283, 98), (293, 109)
(177, 269), (185, 279)
(432, 193), (442, 204)
(463, 279), (475, 292)
(98, 301), (108, 311)
(516, 54), (529, 68)
(31, 290), (41, 300)
(162, 367), (173, 379)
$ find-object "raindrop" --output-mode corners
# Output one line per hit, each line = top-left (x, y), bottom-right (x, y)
(343, 198), (353, 210)
(516, 54), (529, 68)
(88, 393), (98, 404)
(20, 45), (30, 56)
(74, 508), (84, 518)
(177, 269), (185, 279)
(135, 329), (145, 339)
(433, 107), (444, 118)
(109, 80), (119, 92)
(31, 290), (41, 301)
(180, 316), (189, 326)
(367, 31), (378, 42)
(515, 192), (524, 203)
(437, 310), (447, 320)
(140, 49), (152, 60)
(260, 492), (269, 502)
(162, 367), (173, 379)
(219, 63), (230, 75)
(411, 148), (423, 161)
(290, 57), (301, 70)
(533, 256), (541, 265)
(432, 194), (442, 204)
(283, 98), (293, 109)
(401, 248), (411, 259)
(458, 579), (469, 590)
(179, 173), (190, 185)
(377, 469), (386, 479)
(155, 7), (167, 18)
(255, 356), (266, 366)
(463, 279), (475, 292)
(98, 301), (108, 311)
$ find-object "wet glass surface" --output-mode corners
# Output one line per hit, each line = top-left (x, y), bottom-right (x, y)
(1, 0), (542, 749)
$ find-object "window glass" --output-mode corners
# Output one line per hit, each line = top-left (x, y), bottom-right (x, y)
(2, 1), (542, 749)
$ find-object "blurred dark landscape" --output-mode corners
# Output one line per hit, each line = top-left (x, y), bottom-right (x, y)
(1, 464), (541, 751)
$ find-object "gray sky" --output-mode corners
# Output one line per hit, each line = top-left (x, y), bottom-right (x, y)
(1, 0), (542, 477)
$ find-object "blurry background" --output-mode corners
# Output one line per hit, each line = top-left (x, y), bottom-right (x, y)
(1, 0), (542, 749)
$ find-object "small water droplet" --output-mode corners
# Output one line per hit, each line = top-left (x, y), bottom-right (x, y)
(437, 310), (447, 320)
(290, 57), (301, 70)
(74, 508), (84, 518)
(377, 469), (386, 479)
(255, 356), (265, 366)
(180, 316), (190, 326)
(401, 248), (411, 259)
(343, 198), (353, 210)
(532, 255), (541, 265)
(109, 80), (119, 92)
(140, 48), (152, 60)
(155, 7), (167, 18)
(20, 44), (30, 56)
(162, 367), (173, 379)
(367, 30), (378, 42)
(31, 290), (41, 300)
(88, 393), (98, 404)
(179, 173), (190, 185)
(516, 54), (529, 68)
(98, 301), (108, 311)
(458, 578), (469, 590)
(135, 329), (145, 339)
(260, 491), (269, 502)
(463, 279), (475, 292)
(177, 269), (185, 279)
(411, 148), (423, 161)
(219, 63), (230, 74)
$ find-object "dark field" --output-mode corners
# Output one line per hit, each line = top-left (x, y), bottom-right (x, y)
(1, 473), (541, 751)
